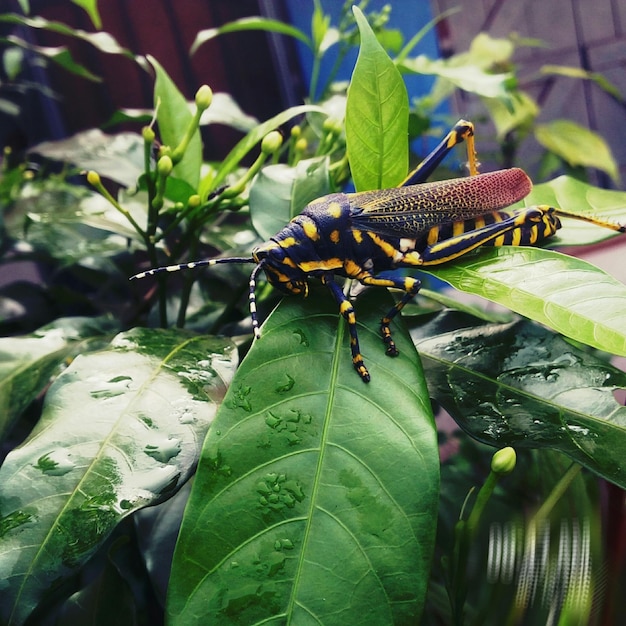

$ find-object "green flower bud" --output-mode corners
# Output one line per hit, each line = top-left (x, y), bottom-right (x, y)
(86, 170), (101, 186)
(158, 145), (172, 159)
(290, 125), (301, 138)
(195, 84), (213, 110)
(188, 194), (201, 208)
(295, 138), (308, 153)
(261, 131), (283, 155)
(491, 447), (516, 475)
(142, 126), (155, 143)
(157, 155), (173, 177)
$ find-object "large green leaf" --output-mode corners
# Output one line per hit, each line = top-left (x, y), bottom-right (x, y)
(346, 6), (409, 191)
(414, 316), (626, 487)
(422, 246), (626, 356)
(0, 328), (236, 626)
(514, 175), (626, 246)
(0, 317), (117, 441)
(167, 288), (439, 625)
(149, 56), (202, 191)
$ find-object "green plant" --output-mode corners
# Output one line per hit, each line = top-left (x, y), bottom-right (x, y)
(0, 3), (625, 625)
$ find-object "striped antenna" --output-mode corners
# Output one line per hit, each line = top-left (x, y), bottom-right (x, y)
(130, 256), (257, 280)
(131, 256), (264, 337)
(553, 208), (626, 232)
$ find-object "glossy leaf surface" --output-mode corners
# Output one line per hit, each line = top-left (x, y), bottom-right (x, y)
(168, 288), (439, 625)
(0, 317), (117, 441)
(423, 246), (626, 356)
(0, 329), (236, 626)
(414, 317), (626, 487)
(346, 6), (408, 191)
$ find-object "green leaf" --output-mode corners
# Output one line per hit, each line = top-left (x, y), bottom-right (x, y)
(514, 175), (626, 246)
(149, 56), (202, 190)
(540, 64), (625, 103)
(249, 157), (331, 241)
(415, 317), (626, 487)
(191, 16), (312, 55)
(200, 104), (327, 198)
(70, 0), (102, 29)
(0, 14), (136, 61)
(167, 287), (439, 625)
(30, 130), (145, 188)
(0, 317), (118, 441)
(422, 246), (626, 357)
(534, 120), (620, 182)
(0, 328), (237, 626)
(482, 90), (539, 138)
(400, 54), (515, 100)
(4, 35), (101, 82)
(346, 6), (409, 191)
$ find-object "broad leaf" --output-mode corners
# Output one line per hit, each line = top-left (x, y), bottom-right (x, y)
(0, 317), (117, 440)
(249, 157), (331, 241)
(422, 246), (626, 357)
(534, 120), (619, 182)
(167, 288), (439, 625)
(30, 130), (145, 188)
(515, 175), (626, 246)
(0, 328), (236, 626)
(346, 6), (408, 191)
(414, 317), (626, 487)
(149, 56), (202, 191)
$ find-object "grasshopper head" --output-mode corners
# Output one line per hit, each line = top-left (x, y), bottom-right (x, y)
(253, 242), (309, 296)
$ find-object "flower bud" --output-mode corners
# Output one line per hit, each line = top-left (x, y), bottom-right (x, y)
(157, 155), (173, 177)
(261, 130), (283, 155)
(142, 126), (155, 143)
(491, 447), (516, 475)
(195, 85), (213, 111)
(86, 170), (101, 186)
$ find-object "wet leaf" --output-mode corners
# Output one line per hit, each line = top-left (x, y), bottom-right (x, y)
(167, 287), (439, 625)
(423, 246), (626, 357)
(0, 317), (118, 440)
(346, 6), (409, 191)
(0, 328), (237, 626)
(415, 317), (626, 487)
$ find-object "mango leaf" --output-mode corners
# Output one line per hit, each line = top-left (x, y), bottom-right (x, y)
(346, 6), (409, 191)
(167, 287), (439, 625)
(421, 246), (626, 357)
(414, 317), (626, 487)
(190, 16), (312, 56)
(0, 317), (118, 441)
(249, 157), (331, 240)
(534, 120), (619, 182)
(540, 64), (624, 103)
(149, 56), (202, 191)
(0, 328), (237, 626)
(515, 175), (626, 246)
